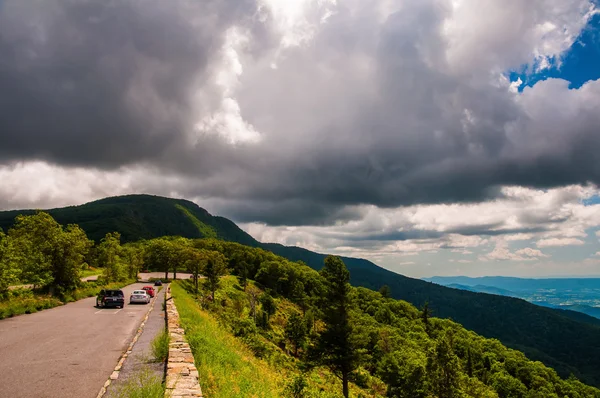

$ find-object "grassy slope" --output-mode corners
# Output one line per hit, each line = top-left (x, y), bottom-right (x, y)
(2, 194), (600, 385)
(170, 281), (286, 398)
(171, 279), (378, 398)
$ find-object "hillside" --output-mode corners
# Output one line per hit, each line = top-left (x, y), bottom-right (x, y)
(0, 195), (259, 246)
(2, 194), (600, 386)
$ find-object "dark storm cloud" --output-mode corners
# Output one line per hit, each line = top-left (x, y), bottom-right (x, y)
(210, 199), (366, 226)
(1, 0), (599, 229)
(0, 0), (266, 168)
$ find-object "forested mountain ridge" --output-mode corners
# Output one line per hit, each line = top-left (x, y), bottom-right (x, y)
(2, 194), (600, 386)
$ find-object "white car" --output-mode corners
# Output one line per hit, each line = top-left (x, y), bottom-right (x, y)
(130, 290), (151, 304)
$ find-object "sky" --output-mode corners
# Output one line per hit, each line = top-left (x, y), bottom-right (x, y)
(1, 0), (600, 278)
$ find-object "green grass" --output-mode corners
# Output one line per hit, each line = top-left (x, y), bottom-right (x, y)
(114, 369), (165, 398)
(80, 267), (101, 279)
(0, 294), (62, 319)
(151, 329), (170, 362)
(175, 204), (218, 238)
(171, 282), (283, 398)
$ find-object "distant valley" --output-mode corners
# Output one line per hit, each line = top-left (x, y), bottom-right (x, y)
(426, 276), (600, 319)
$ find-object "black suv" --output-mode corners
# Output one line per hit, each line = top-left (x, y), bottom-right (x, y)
(96, 289), (125, 308)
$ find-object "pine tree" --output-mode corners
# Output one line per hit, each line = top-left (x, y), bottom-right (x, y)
(421, 301), (432, 336)
(311, 256), (360, 398)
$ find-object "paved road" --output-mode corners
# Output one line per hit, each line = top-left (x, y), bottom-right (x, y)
(137, 271), (193, 281)
(0, 283), (160, 398)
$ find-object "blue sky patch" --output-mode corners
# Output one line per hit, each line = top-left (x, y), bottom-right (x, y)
(509, 14), (600, 91)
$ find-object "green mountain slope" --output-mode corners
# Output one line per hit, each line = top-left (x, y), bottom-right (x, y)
(2, 194), (600, 386)
(0, 194), (259, 245)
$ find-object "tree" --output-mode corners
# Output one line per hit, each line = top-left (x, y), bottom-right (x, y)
(9, 212), (91, 294)
(260, 292), (277, 322)
(9, 212), (59, 289)
(236, 260), (250, 290)
(203, 253), (227, 300)
(311, 256), (360, 398)
(421, 302), (432, 337)
(54, 224), (92, 292)
(466, 347), (474, 378)
(97, 232), (124, 282)
(145, 238), (174, 279)
(183, 247), (208, 294)
(247, 284), (261, 322)
(427, 334), (461, 398)
(285, 311), (307, 357)
(121, 244), (144, 279)
(0, 230), (19, 297)
(378, 351), (427, 398)
(379, 285), (391, 299)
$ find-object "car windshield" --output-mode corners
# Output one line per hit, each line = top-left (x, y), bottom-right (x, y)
(132, 290), (146, 295)
(105, 290), (123, 296)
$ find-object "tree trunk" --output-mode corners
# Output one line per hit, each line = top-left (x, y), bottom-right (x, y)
(174, 267), (177, 280)
(342, 371), (349, 398)
(164, 267), (168, 281)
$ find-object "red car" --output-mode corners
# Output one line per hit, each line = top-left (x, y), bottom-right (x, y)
(142, 286), (155, 298)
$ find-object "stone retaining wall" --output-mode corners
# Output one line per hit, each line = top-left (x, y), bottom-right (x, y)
(165, 285), (203, 398)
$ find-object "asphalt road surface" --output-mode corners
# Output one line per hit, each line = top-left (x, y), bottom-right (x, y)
(0, 283), (160, 398)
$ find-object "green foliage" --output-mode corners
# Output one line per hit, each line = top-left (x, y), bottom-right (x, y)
(204, 253), (227, 299)
(175, 204), (218, 238)
(170, 282), (283, 398)
(260, 292), (277, 318)
(285, 311), (308, 357)
(169, 243), (600, 398)
(0, 292), (62, 319)
(151, 328), (170, 363)
(8, 212), (92, 295)
(379, 285), (391, 299)
(0, 230), (19, 297)
(284, 374), (308, 398)
(312, 256), (358, 398)
(97, 232), (125, 282)
(2, 195), (600, 388)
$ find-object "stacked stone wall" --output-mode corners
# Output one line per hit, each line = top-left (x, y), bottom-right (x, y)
(165, 286), (203, 398)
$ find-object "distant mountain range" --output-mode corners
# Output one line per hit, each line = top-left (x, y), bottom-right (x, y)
(2, 194), (600, 386)
(427, 276), (600, 321)
(426, 275), (600, 292)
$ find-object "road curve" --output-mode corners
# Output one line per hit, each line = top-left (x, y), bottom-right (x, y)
(0, 283), (161, 398)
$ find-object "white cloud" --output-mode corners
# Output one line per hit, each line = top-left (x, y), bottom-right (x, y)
(481, 241), (543, 262)
(536, 238), (586, 248)
(515, 248), (549, 258)
(1, 0), (600, 279)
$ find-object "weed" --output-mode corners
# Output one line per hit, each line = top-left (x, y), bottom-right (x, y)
(151, 329), (170, 363)
(114, 369), (165, 398)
